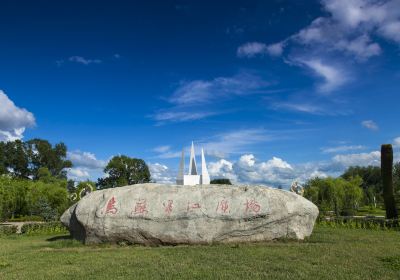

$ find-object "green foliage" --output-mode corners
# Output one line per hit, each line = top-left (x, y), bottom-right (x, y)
(1, 140), (30, 178)
(342, 165), (382, 204)
(317, 217), (399, 231)
(381, 144), (398, 219)
(32, 198), (58, 221)
(20, 222), (68, 235)
(304, 177), (363, 216)
(69, 181), (97, 202)
(0, 176), (69, 221)
(394, 162), (400, 193)
(26, 139), (72, 179)
(0, 225), (18, 235)
(210, 178), (232, 185)
(7, 215), (43, 222)
(97, 155), (151, 189)
(0, 139), (72, 180)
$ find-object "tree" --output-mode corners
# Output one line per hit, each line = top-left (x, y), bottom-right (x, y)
(26, 139), (72, 179)
(341, 166), (381, 205)
(97, 156), (151, 189)
(304, 177), (363, 216)
(210, 178), (232, 185)
(3, 140), (30, 179)
(393, 162), (400, 193)
(0, 176), (69, 221)
(381, 144), (398, 219)
(0, 142), (7, 175)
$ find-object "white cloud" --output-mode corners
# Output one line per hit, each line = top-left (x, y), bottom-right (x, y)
(68, 56), (102, 65)
(361, 120), (379, 131)
(238, 0), (400, 92)
(152, 145), (182, 159)
(169, 73), (269, 106)
(237, 42), (268, 57)
(272, 102), (326, 115)
(296, 58), (348, 93)
(292, 0), (400, 51)
(67, 168), (91, 181)
(334, 35), (381, 60)
(0, 91), (35, 142)
(149, 163), (175, 184)
(393, 137), (400, 148)
(153, 110), (217, 123)
(67, 151), (106, 169)
(208, 159), (237, 182)
(208, 154), (295, 187)
(158, 147), (397, 188)
(321, 145), (366, 153)
(266, 42), (285, 56)
(153, 145), (171, 153)
(151, 128), (273, 159)
(237, 42), (284, 57)
(332, 151), (381, 167)
(208, 148), (390, 187)
(380, 21), (400, 43)
(201, 129), (273, 158)
(153, 72), (271, 124)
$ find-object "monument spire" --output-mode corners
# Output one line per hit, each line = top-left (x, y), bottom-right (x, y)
(188, 141), (198, 175)
(176, 148), (185, 185)
(201, 148), (210, 184)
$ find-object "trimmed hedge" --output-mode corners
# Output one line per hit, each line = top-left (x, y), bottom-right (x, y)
(318, 217), (399, 230)
(7, 215), (44, 222)
(20, 222), (68, 235)
(0, 225), (18, 235)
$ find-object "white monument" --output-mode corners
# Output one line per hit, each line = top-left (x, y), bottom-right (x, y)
(176, 142), (210, 185)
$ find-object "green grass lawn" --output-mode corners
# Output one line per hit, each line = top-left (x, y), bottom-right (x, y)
(0, 226), (399, 280)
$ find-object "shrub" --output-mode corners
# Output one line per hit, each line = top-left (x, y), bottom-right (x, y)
(20, 222), (68, 235)
(7, 215), (44, 222)
(0, 176), (69, 221)
(317, 217), (399, 231)
(0, 225), (18, 235)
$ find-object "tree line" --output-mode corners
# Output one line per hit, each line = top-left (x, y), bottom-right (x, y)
(1, 138), (399, 221)
(0, 139), (151, 222)
(304, 153), (400, 217)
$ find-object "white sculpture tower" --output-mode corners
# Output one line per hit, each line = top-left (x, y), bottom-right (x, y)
(176, 142), (210, 186)
(200, 148), (210, 184)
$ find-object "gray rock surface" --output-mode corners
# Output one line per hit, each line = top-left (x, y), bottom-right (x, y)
(61, 183), (318, 245)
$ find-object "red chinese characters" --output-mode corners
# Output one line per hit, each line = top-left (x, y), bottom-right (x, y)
(133, 199), (148, 215)
(163, 200), (174, 215)
(244, 198), (261, 213)
(187, 202), (201, 212)
(216, 199), (229, 214)
(105, 196), (118, 214)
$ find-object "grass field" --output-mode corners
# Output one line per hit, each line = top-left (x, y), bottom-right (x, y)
(0, 226), (399, 280)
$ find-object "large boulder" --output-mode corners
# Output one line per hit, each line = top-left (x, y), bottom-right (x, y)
(61, 183), (318, 245)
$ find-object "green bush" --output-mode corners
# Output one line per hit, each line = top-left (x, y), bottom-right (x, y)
(317, 217), (399, 231)
(7, 215), (44, 222)
(304, 177), (363, 216)
(0, 176), (69, 221)
(20, 222), (68, 235)
(0, 225), (18, 235)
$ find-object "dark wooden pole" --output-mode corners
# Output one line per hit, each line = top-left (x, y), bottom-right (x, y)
(381, 144), (398, 219)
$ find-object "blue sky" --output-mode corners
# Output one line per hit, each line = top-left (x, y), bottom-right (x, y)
(1, 0), (400, 187)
